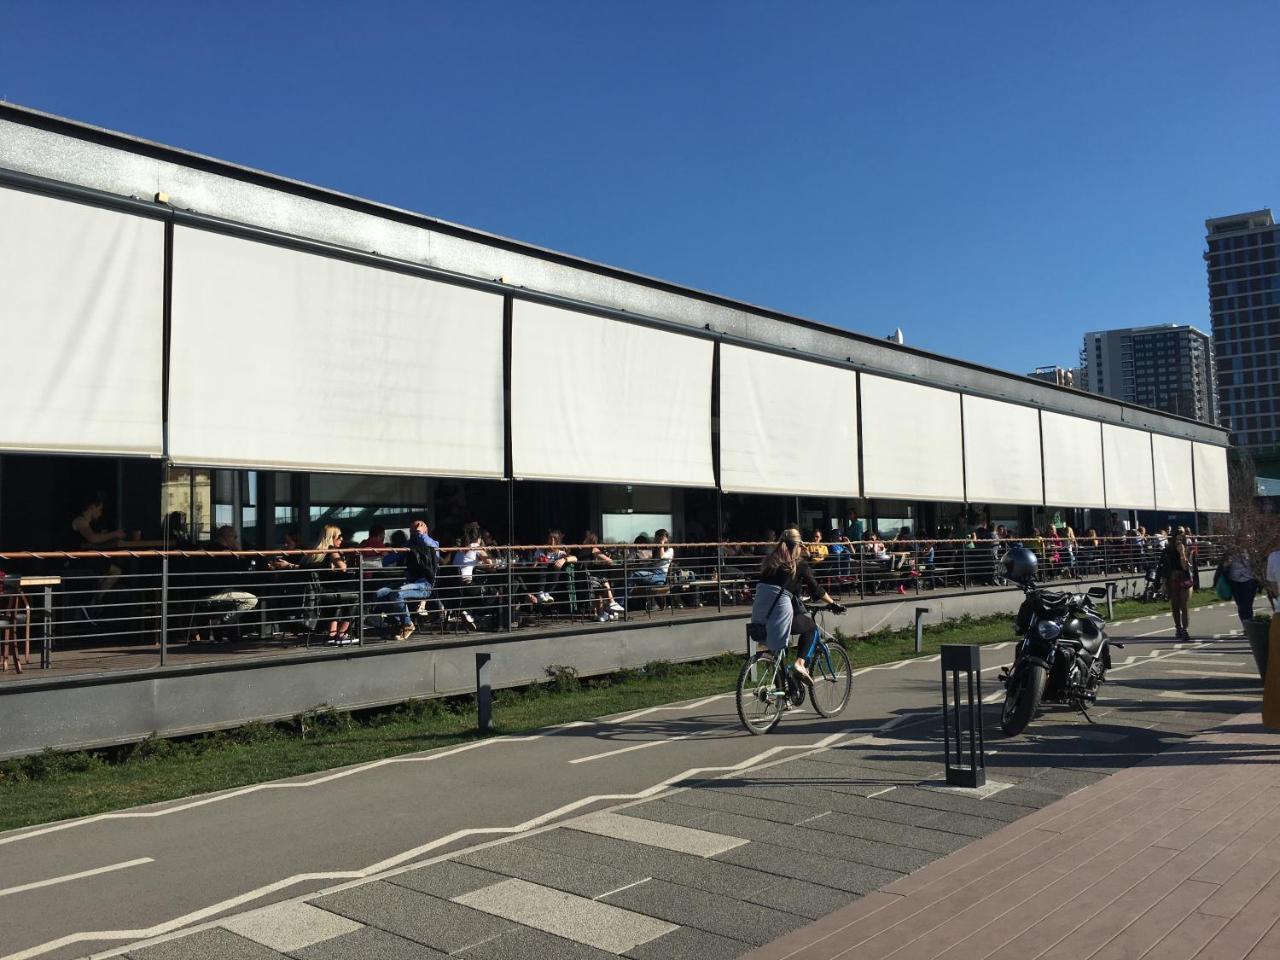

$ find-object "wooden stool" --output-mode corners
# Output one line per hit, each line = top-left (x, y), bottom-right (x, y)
(1, 592), (31, 674)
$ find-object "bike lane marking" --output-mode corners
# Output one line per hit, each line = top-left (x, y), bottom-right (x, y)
(0, 859), (153, 900)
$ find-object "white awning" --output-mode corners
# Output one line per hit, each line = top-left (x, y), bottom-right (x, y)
(1193, 443), (1231, 513)
(860, 374), (964, 502)
(1040, 412), (1105, 509)
(510, 301), (714, 487)
(719, 346), (858, 496)
(961, 395), (1043, 505)
(1102, 423), (1155, 510)
(0, 187), (163, 456)
(1151, 434), (1196, 512)
(168, 227), (505, 477)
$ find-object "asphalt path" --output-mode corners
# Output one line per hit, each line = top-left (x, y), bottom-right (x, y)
(0, 600), (1258, 960)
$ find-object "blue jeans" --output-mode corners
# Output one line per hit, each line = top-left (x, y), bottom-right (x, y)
(374, 580), (433, 627)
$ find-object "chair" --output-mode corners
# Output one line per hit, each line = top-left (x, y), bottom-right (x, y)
(1, 591), (32, 673)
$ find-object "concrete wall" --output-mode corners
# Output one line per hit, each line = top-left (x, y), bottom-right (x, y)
(0, 573), (1147, 759)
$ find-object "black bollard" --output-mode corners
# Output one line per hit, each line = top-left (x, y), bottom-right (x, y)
(476, 652), (492, 733)
(940, 644), (985, 788)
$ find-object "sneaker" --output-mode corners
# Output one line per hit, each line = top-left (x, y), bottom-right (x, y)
(397, 624), (416, 641)
(596, 612), (610, 622)
(896, 584), (907, 594)
(608, 612), (620, 621)
(608, 601), (625, 613)
(539, 592), (555, 603)
(462, 611), (477, 631)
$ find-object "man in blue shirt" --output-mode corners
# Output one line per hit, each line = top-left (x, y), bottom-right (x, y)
(372, 516), (438, 640)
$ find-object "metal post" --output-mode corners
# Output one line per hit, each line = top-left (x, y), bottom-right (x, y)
(858, 548), (865, 600)
(1105, 580), (1116, 621)
(159, 554), (169, 667)
(622, 550), (630, 622)
(961, 544), (968, 588)
(356, 560), (365, 646)
(716, 491), (724, 613)
(914, 606), (931, 654)
(476, 652), (492, 733)
(41, 583), (54, 670)
(940, 644), (986, 788)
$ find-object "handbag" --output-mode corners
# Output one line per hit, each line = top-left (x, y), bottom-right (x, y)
(1215, 576), (1233, 601)
(746, 585), (785, 645)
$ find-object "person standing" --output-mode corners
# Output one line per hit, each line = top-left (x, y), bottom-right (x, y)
(1216, 548), (1259, 628)
(1160, 530), (1194, 640)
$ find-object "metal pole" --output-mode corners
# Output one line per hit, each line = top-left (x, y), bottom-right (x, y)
(622, 551), (630, 622)
(476, 652), (492, 733)
(506, 480), (515, 632)
(914, 606), (930, 654)
(716, 491), (724, 614)
(41, 583), (53, 670)
(160, 554), (169, 667)
(858, 548), (865, 601)
(356, 559), (365, 646)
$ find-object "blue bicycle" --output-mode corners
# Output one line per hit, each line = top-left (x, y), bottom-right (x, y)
(736, 602), (853, 734)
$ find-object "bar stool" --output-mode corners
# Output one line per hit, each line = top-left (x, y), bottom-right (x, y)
(1, 591), (31, 674)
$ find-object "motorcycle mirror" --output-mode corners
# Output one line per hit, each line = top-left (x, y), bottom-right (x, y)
(1087, 586), (1108, 599)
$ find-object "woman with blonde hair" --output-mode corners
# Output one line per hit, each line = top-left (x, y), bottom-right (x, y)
(309, 525), (355, 643)
(1160, 529), (1194, 640)
(750, 528), (844, 683)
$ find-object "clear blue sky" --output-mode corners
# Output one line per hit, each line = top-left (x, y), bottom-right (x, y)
(3, 1), (1277, 375)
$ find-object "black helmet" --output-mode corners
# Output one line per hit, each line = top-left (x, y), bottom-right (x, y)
(1001, 546), (1038, 584)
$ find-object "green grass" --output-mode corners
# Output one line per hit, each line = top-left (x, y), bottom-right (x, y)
(0, 592), (1222, 832)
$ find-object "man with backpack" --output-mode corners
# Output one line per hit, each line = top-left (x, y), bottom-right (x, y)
(371, 515), (438, 640)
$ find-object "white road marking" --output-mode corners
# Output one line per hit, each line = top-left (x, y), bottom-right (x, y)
(608, 693), (733, 724)
(1169, 670), (1261, 681)
(6, 730), (858, 960)
(1158, 689), (1261, 701)
(454, 878), (676, 953)
(569, 723), (739, 764)
(1168, 658), (1247, 667)
(866, 787), (897, 798)
(0, 859), (153, 899)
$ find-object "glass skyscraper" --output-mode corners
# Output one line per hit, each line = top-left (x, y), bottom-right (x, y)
(1205, 209), (1280, 452)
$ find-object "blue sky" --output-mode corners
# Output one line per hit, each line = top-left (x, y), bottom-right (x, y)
(2, 1), (1277, 375)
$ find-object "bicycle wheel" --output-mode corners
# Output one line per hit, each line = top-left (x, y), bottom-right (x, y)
(737, 652), (785, 735)
(809, 641), (853, 718)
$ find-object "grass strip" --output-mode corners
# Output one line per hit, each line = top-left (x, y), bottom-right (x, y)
(0, 592), (1222, 832)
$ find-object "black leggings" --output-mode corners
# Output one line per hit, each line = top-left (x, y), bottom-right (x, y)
(791, 617), (819, 661)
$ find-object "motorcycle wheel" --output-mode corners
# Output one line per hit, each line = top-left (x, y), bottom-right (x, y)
(1000, 662), (1047, 736)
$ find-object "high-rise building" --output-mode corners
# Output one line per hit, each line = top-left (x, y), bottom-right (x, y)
(1078, 325), (1217, 424)
(1205, 209), (1280, 452)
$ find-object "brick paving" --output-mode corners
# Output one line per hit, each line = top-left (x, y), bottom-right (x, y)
(740, 713), (1280, 960)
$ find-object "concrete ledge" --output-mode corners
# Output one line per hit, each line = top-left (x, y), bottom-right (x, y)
(0, 573), (1148, 759)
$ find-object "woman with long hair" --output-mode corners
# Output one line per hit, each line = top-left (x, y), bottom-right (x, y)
(1160, 530), (1194, 640)
(308, 524), (355, 643)
(751, 528), (844, 682)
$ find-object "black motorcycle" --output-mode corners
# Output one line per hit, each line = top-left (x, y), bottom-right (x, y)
(998, 561), (1123, 736)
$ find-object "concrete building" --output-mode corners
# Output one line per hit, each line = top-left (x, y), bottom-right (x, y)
(1028, 365), (1079, 388)
(1079, 325), (1217, 424)
(1205, 209), (1280, 453)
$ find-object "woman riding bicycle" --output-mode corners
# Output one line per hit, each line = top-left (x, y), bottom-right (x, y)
(751, 527), (845, 682)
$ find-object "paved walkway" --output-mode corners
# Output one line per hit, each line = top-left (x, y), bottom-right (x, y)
(743, 712), (1280, 960)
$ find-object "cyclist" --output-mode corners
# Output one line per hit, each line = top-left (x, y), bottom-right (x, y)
(751, 526), (845, 683)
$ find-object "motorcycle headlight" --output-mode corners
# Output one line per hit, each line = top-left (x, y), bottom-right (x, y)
(1036, 620), (1062, 641)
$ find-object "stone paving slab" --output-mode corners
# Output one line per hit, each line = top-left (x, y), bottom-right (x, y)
(310, 881), (514, 954)
(126, 928), (289, 960)
(623, 925), (748, 960)
(455, 838), (647, 899)
(737, 714), (1280, 960)
(292, 926), (446, 960)
(600, 877), (810, 945)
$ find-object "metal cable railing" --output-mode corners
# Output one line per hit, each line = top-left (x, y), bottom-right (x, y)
(0, 534), (1226, 678)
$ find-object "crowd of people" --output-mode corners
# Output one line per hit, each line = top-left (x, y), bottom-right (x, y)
(48, 494), (1250, 649)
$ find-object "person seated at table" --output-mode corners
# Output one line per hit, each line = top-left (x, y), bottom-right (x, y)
(381, 529), (409, 567)
(191, 525), (259, 642)
(306, 526), (356, 644)
(580, 530), (625, 619)
(805, 528), (830, 566)
(829, 530), (853, 581)
(452, 522), (492, 584)
(358, 525), (386, 550)
(370, 516), (437, 640)
(621, 533), (669, 607)
(529, 529), (577, 606)
(67, 491), (136, 613)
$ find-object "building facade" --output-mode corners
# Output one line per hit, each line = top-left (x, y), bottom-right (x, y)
(1079, 325), (1217, 425)
(1205, 209), (1280, 453)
